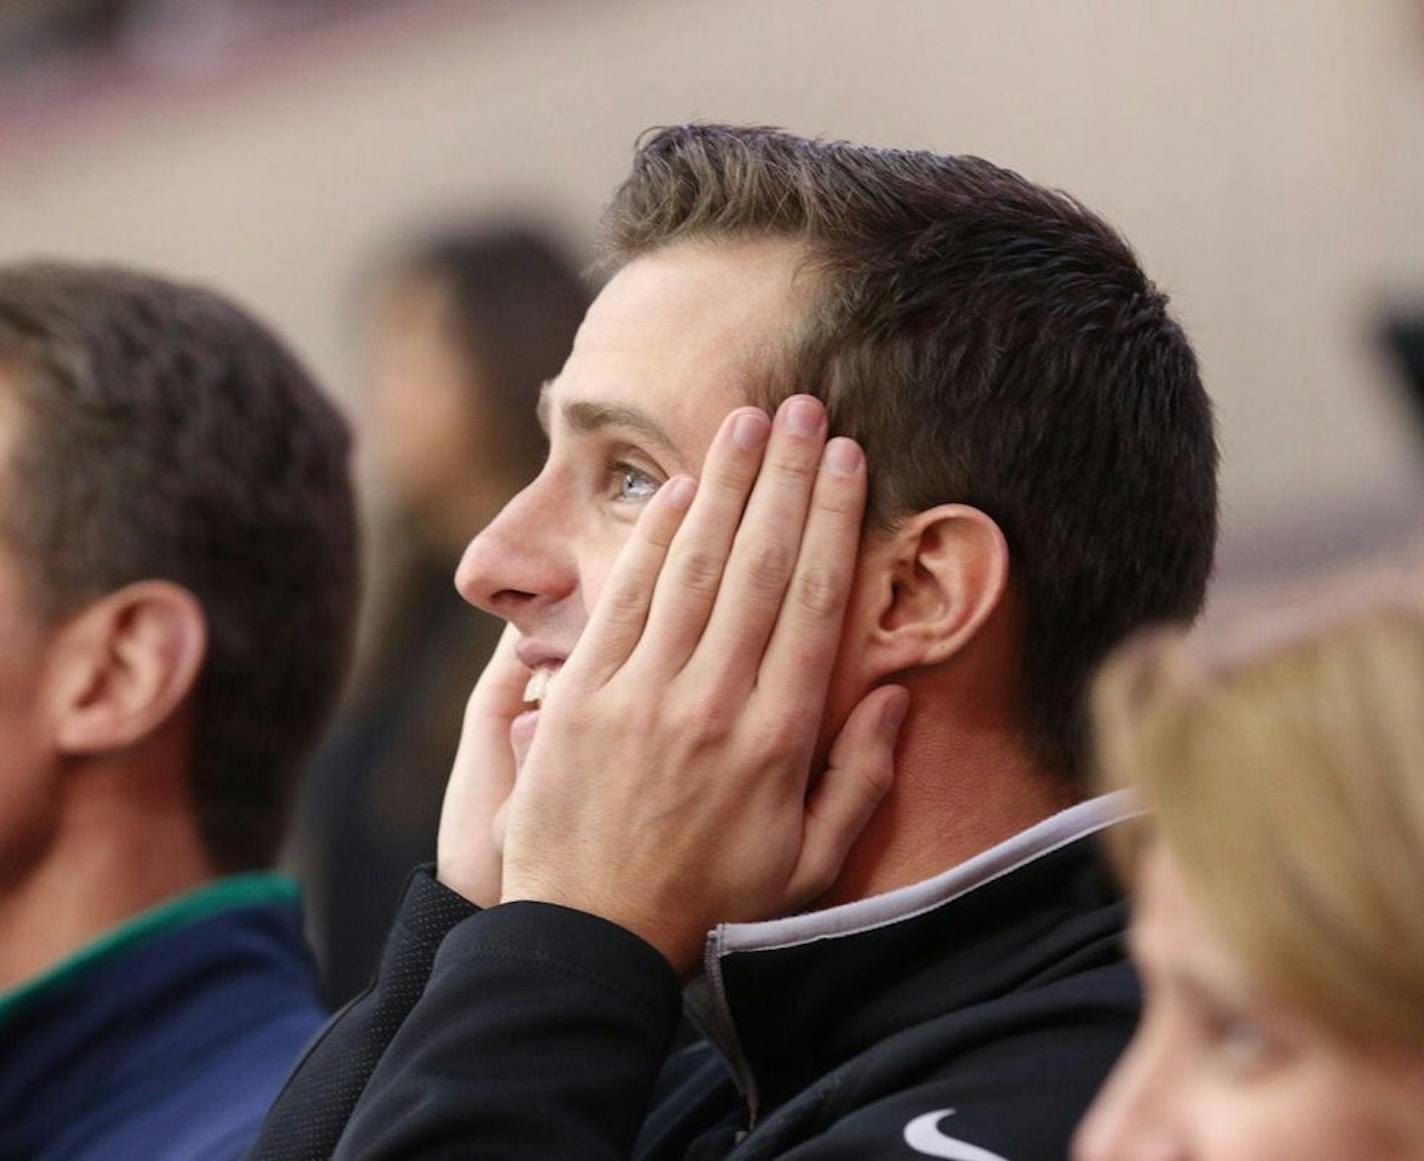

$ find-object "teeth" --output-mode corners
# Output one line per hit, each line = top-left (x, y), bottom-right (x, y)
(522, 666), (560, 707)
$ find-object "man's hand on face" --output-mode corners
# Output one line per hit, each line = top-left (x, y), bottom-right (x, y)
(495, 395), (908, 975)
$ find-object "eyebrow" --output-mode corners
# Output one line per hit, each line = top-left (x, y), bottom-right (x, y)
(537, 382), (683, 461)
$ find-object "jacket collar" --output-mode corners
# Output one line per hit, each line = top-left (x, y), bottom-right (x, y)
(688, 792), (1138, 1121)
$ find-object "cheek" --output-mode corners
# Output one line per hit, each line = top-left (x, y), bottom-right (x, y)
(368, 374), (478, 499)
(1198, 1071), (1414, 1161)
(575, 531), (632, 618)
(0, 658), (59, 878)
(394, 374), (475, 455)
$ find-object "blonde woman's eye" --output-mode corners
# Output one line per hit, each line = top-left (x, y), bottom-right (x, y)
(614, 464), (660, 502)
(1210, 1014), (1272, 1072)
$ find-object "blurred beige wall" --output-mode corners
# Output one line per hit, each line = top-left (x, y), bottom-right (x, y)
(0, 0), (1420, 581)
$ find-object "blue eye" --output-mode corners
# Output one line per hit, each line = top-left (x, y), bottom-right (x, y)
(614, 463), (660, 503)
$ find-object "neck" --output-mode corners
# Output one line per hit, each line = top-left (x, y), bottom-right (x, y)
(819, 695), (1081, 908)
(0, 758), (213, 992)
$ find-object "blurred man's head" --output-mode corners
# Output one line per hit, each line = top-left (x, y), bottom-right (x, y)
(0, 262), (358, 876)
(459, 125), (1217, 786)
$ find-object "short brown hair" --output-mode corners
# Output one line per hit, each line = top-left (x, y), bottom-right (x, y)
(603, 125), (1218, 778)
(0, 262), (358, 872)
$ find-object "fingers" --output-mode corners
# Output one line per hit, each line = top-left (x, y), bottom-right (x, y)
(686, 396), (835, 689)
(755, 434), (866, 711)
(633, 407), (771, 672)
(562, 473), (697, 688)
(786, 685), (909, 906)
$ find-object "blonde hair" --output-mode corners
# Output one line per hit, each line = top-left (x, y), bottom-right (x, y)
(1093, 577), (1424, 1050)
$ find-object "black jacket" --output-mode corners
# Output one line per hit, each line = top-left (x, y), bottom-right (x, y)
(249, 794), (1138, 1160)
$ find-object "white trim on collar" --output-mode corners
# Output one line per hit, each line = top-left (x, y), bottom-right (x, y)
(711, 790), (1140, 958)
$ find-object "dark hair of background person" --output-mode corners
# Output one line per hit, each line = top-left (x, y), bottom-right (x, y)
(1384, 313), (1424, 433)
(389, 225), (584, 488)
(0, 261), (359, 872)
(300, 224), (589, 1005)
(603, 124), (1220, 780)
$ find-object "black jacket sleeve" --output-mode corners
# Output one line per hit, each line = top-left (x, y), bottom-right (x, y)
(248, 866), (683, 1161)
(239, 866), (472, 1156)
(331, 900), (683, 1160)
(246, 867), (479, 1161)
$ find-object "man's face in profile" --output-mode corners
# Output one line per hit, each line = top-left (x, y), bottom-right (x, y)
(456, 236), (846, 765)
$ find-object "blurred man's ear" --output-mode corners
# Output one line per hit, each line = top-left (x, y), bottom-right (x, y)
(857, 504), (1009, 679)
(47, 581), (207, 757)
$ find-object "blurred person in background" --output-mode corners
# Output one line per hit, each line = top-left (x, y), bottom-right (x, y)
(298, 224), (588, 1005)
(1075, 574), (1424, 1160)
(0, 262), (357, 1161)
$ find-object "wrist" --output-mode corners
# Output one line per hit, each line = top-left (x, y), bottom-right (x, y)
(437, 859), (500, 909)
(500, 878), (706, 977)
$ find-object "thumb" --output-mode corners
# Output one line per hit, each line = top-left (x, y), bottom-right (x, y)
(786, 685), (909, 906)
(469, 623), (532, 725)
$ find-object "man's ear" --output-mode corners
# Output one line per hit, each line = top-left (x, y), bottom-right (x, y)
(861, 504), (1009, 677)
(47, 581), (208, 757)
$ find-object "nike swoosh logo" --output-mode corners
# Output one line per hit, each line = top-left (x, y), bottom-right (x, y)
(903, 1109), (1012, 1161)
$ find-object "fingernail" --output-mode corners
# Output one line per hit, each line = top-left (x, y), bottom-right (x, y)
(882, 688), (910, 735)
(783, 396), (823, 436)
(732, 410), (771, 451)
(664, 476), (696, 509)
(824, 437), (862, 476)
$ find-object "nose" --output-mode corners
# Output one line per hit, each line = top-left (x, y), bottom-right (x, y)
(455, 473), (577, 623)
(1072, 1024), (1187, 1161)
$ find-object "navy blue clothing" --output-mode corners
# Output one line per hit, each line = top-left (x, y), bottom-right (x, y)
(0, 876), (326, 1161)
